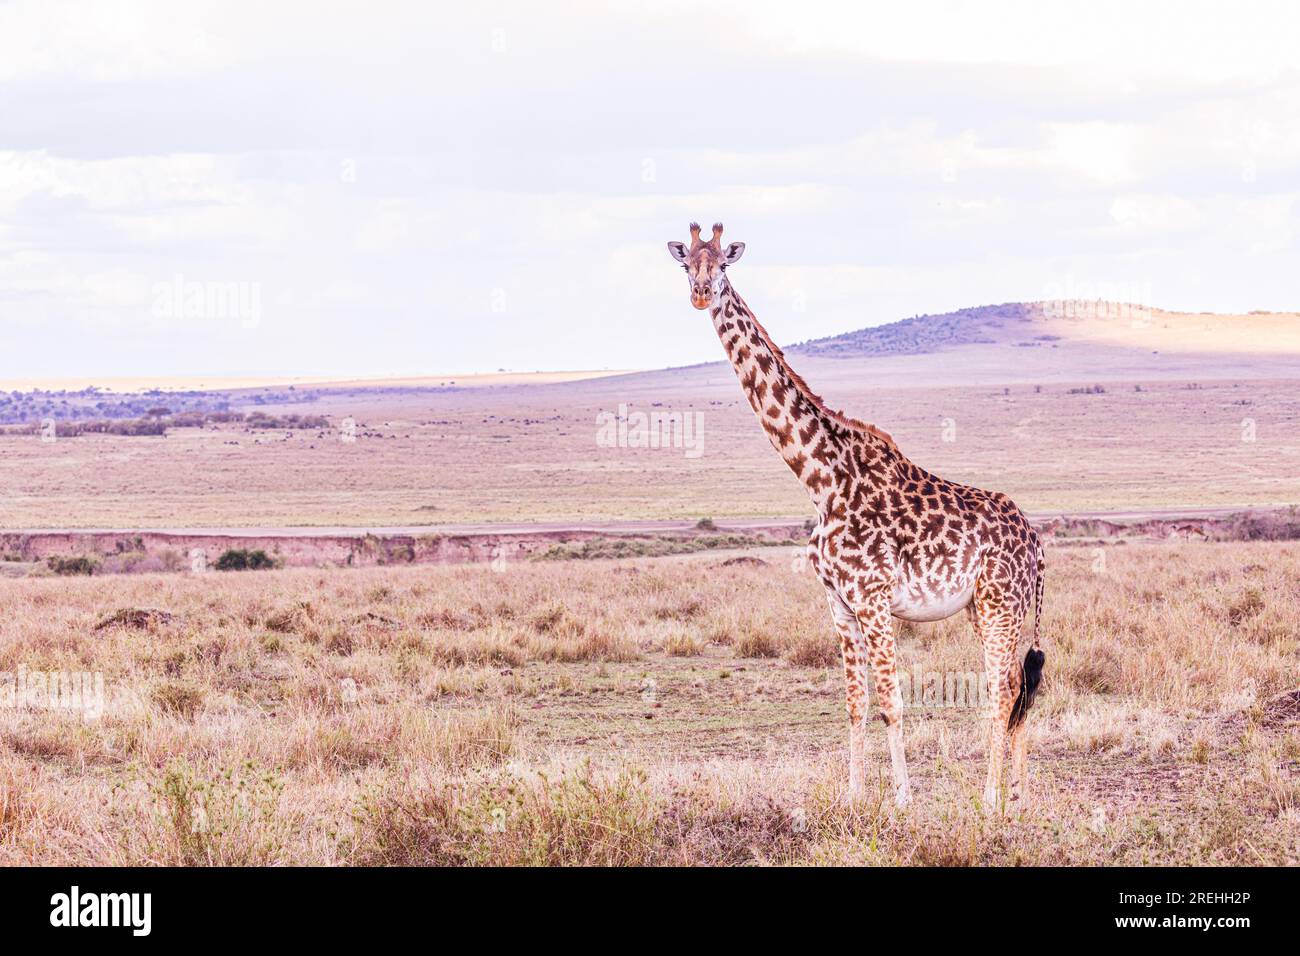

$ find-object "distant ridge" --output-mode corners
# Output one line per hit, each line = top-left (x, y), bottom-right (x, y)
(788, 301), (1300, 359)
(791, 302), (1037, 357)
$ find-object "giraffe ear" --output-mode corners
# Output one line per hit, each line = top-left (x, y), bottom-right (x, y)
(723, 241), (746, 265)
(667, 241), (688, 263)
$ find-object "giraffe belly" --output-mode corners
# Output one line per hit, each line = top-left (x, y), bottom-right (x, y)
(890, 581), (975, 623)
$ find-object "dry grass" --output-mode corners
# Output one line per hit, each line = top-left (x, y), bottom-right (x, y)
(0, 540), (1297, 865)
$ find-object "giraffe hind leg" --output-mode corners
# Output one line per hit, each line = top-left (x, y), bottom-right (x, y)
(974, 610), (1020, 812)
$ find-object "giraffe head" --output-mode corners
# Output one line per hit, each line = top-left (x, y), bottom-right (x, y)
(667, 222), (746, 310)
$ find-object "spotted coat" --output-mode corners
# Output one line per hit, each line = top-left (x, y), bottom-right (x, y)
(668, 223), (1046, 809)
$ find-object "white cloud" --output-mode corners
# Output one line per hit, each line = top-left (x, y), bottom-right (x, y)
(1227, 194), (1299, 255)
(1108, 194), (1202, 232)
(1, 1), (1298, 377)
(733, 0), (1298, 83)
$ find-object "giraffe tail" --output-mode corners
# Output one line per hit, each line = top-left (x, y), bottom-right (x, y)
(1009, 543), (1046, 730)
(1031, 541), (1045, 651)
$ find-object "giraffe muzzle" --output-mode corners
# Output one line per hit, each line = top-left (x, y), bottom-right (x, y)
(690, 290), (713, 310)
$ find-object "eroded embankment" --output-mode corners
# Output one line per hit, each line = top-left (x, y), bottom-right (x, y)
(0, 524), (809, 573)
(0, 509), (1294, 575)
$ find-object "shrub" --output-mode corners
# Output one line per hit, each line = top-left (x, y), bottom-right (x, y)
(152, 681), (205, 719)
(157, 548), (187, 572)
(98, 418), (167, 436)
(46, 555), (98, 576)
(1225, 510), (1300, 541)
(215, 548), (276, 571)
(325, 630), (355, 656)
(168, 411), (207, 428)
(151, 760), (286, 865)
(785, 633), (839, 667)
(243, 412), (331, 430)
(652, 596), (703, 621)
(94, 607), (173, 630)
(664, 631), (704, 656)
(735, 630), (780, 658)
(352, 764), (655, 867)
(1228, 588), (1266, 626)
(264, 602), (312, 633)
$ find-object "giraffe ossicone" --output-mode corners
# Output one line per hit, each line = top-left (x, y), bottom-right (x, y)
(668, 222), (1046, 809)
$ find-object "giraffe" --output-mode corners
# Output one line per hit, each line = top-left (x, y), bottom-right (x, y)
(667, 223), (1046, 809)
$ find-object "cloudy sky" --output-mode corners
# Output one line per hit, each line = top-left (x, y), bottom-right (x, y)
(1, 0), (1297, 380)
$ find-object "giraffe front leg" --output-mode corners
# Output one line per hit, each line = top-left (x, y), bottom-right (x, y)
(823, 589), (870, 801)
(859, 607), (910, 808)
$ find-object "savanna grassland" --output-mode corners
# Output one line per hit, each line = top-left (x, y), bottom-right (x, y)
(2, 541), (1297, 866)
(3, 300), (1300, 529)
(1, 375), (1298, 529)
(2, 303), (1297, 867)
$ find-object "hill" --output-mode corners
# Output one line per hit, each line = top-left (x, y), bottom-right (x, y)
(790, 301), (1300, 361)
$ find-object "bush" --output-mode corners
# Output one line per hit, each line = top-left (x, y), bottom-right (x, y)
(1228, 587), (1265, 627)
(785, 633), (839, 668)
(152, 681), (205, 719)
(214, 548), (276, 571)
(157, 548), (187, 572)
(243, 412), (331, 430)
(46, 555), (98, 576)
(95, 418), (168, 436)
(664, 631), (703, 656)
(1225, 510), (1300, 542)
(735, 630), (780, 658)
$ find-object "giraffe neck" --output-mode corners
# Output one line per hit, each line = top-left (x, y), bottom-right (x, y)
(710, 278), (844, 507)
